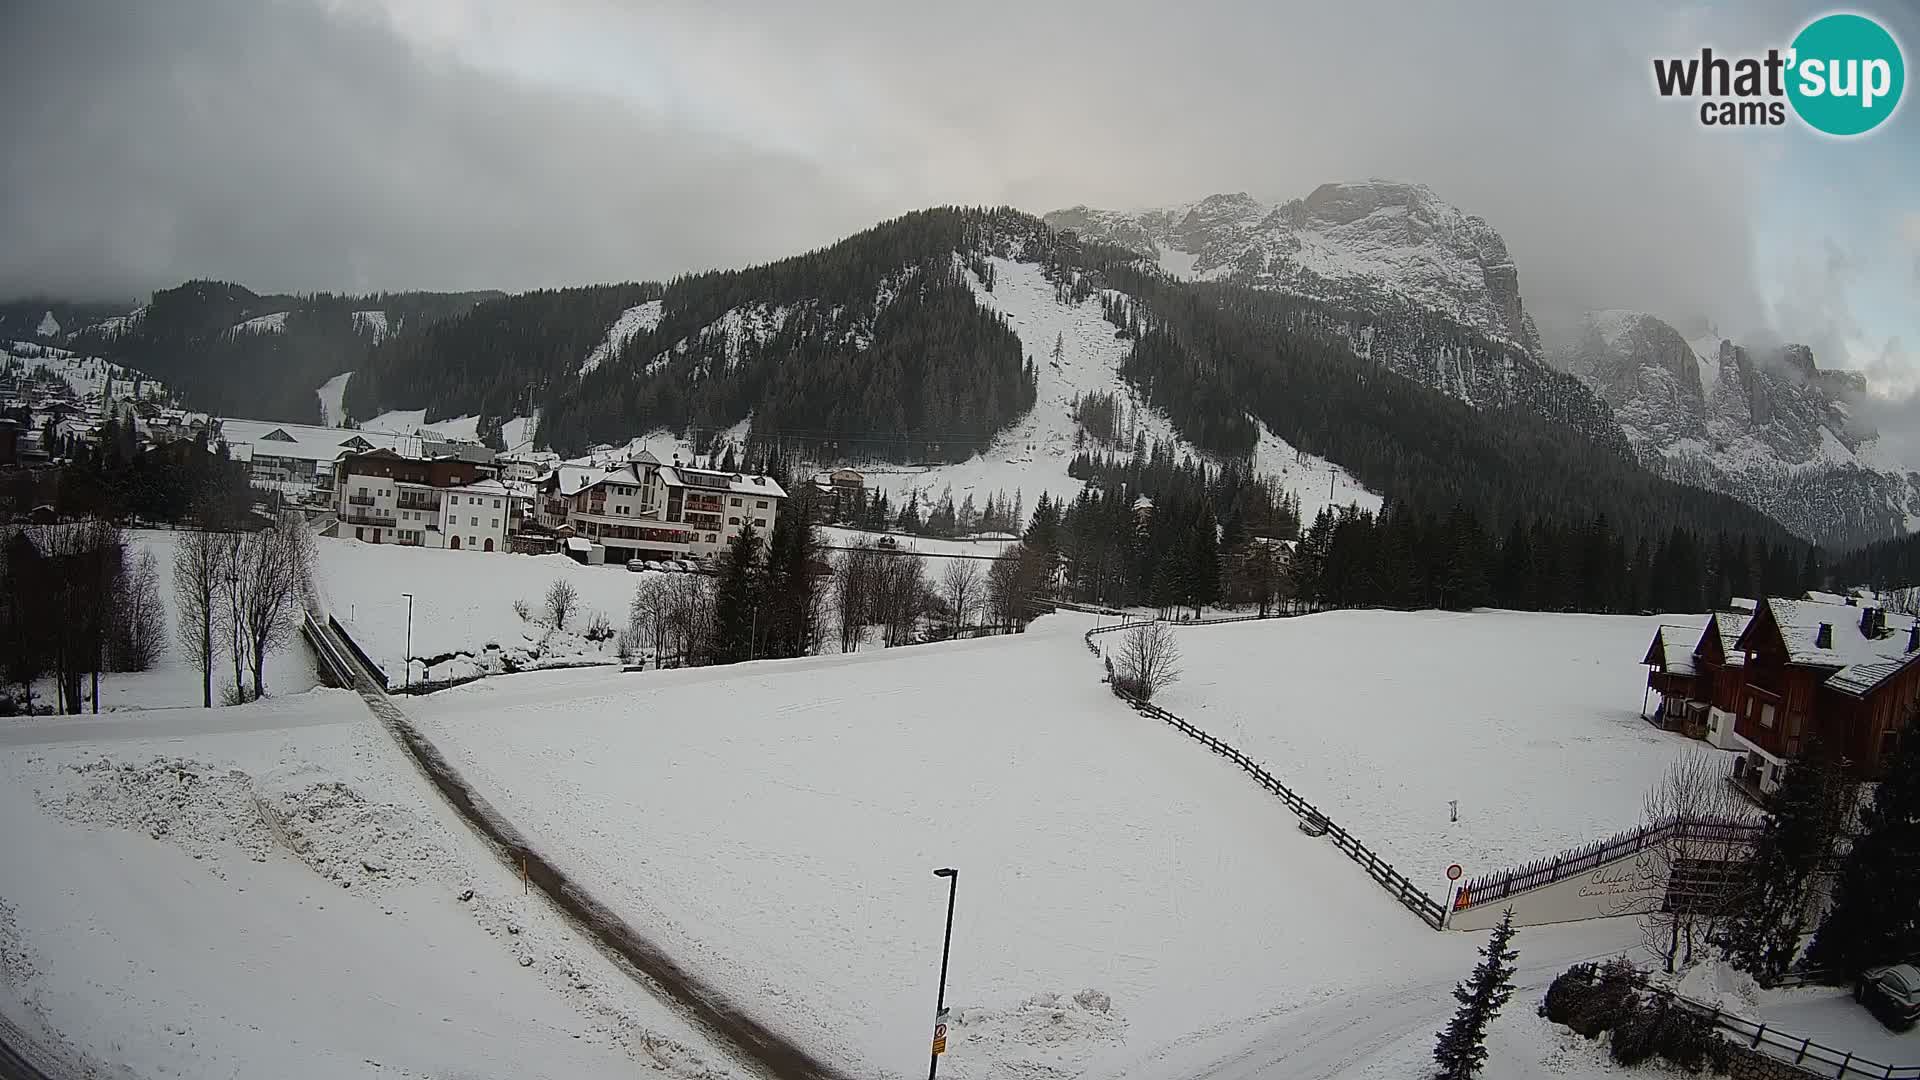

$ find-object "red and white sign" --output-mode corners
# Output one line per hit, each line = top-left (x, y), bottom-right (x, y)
(932, 1007), (950, 1055)
(1446, 864), (1463, 881)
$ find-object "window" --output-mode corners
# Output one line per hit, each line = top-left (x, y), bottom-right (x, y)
(357, 486), (367, 496)
(756, 500), (767, 509)
(491, 519), (499, 528)
(1760, 703), (1776, 729)
(493, 499), (501, 508)
(730, 497), (742, 506)
(754, 518), (766, 528)
(706, 533), (717, 543)
(728, 517), (740, 526)
(470, 516), (479, 526)
(1882, 729), (1900, 756)
(469, 536), (477, 547)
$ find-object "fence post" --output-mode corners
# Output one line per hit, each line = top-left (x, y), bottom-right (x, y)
(1751, 1023), (1765, 1049)
(1794, 1037), (1809, 1064)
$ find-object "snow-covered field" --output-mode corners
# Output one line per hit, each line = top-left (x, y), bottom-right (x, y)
(4, 341), (167, 402)
(1153, 610), (1741, 884)
(312, 537), (654, 683)
(0, 692), (743, 1080)
(409, 613), (1650, 1080)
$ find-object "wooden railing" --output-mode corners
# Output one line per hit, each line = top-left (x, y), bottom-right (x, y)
(1083, 618), (1449, 929)
(1454, 816), (1763, 912)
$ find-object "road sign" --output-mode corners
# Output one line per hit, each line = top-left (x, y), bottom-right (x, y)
(932, 1007), (949, 1055)
(1446, 863), (1463, 881)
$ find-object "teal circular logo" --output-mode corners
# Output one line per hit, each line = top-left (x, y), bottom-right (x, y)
(1787, 13), (1905, 136)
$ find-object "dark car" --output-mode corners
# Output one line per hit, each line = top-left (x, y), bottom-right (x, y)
(1856, 964), (1920, 1031)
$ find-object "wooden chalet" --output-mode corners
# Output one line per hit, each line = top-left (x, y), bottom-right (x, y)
(1729, 596), (1920, 792)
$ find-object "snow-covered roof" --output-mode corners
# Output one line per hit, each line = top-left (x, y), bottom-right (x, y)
(1804, 590), (1849, 606)
(1646, 624), (1699, 676)
(218, 418), (417, 465)
(1747, 597), (1920, 698)
(565, 537), (593, 552)
(657, 465), (787, 499)
(1729, 597), (1757, 613)
(1710, 613), (1751, 668)
(446, 478), (518, 498)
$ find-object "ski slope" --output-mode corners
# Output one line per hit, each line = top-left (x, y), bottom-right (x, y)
(315, 371), (352, 427)
(0, 692), (744, 1080)
(1154, 609), (1743, 883)
(4, 341), (167, 402)
(856, 257), (1377, 523)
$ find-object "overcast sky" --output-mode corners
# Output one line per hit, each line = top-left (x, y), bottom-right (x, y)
(1, 0), (1914, 390)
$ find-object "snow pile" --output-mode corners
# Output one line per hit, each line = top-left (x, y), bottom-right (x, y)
(315, 371), (353, 427)
(1155, 609), (1728, 882)
(351, 309), (389, 342)
(581, 300), (664, 377)
(229, 311), (289, 335)
(1671, 961), (1764, 1015)
(0, 702), (743, 1079)
(945, 990), (1128, 1080)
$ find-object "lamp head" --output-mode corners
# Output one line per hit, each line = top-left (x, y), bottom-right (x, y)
(934, 867), (956, 878)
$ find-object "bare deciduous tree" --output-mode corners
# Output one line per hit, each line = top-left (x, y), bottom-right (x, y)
(111, 549), (167, 671)
(834, 543), (878, 653)
(1114, 620), (1181, 700)
(1633, 753), (1751, 973)
(942, 559), (980, 634)
(222, 514), (315, 702)
(875, 553), (928, 647)
(545, 578), (579, 630)
(173, 526), (228, 708)
(661, 574), (713, 666)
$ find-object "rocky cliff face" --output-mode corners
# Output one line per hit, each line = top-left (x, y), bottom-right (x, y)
(1050, 180), (1543, 353)
(1559, 310), (1917, 548)
(1047, 180), (1625, 453)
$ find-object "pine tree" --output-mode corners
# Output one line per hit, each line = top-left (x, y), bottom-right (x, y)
(709, 522), (763, 664)
(1716, 740), (1855, 982)
(1432, 909), (1519, 1080)
(1805, 710), (1920, 977)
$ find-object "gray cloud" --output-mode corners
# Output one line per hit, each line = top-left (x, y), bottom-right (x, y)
(0, 0), (1823, 342)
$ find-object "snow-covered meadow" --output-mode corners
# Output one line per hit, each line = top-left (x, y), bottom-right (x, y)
(0, 694), (741, 1080)
(1153, 609), (1739, 883)
(407, 612), (1653, 1080)
(311, 536), (656, 683)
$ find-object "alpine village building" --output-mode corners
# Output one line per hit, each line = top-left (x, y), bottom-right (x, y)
(1645, 595), (1920, 796)
(332, 446), (519, 551)
(533, 451), (786, 564)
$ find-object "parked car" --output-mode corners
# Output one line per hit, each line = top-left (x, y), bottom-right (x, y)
(626, 559), (651, 572)
(1856, 964), (1920, 1030)
(877, 536), (898, 549)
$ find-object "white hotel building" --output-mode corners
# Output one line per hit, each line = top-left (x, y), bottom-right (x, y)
(536, 451), (785, 563)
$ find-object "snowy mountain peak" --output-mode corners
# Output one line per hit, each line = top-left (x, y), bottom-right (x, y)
(1559, 309), (1909, 548)
(1045, 179), (1541, 355)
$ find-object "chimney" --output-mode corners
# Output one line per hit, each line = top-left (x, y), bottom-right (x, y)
(1909, 622), (1919, 653)
(1815, 623), (1833, 650)
(1861, 607), (1877, 636)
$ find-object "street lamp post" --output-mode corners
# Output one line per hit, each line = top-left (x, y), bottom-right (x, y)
(929, 867), (958, 1080)
(401, 592), (414, 688)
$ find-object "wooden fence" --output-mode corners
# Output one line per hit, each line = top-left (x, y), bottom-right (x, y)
(1083, 620), (1448, 929)
(1454, 816), (1764, 912)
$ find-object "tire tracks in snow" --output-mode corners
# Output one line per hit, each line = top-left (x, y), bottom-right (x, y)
(307, 612), (849, 1080)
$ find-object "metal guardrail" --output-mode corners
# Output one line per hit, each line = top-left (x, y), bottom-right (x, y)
(1637, 980), (1920, 1080)
(1083, 618), (1449, 929)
